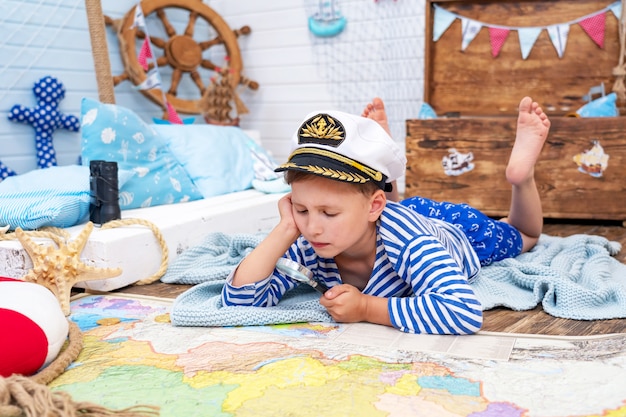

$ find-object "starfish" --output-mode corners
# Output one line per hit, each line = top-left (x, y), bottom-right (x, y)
(15, 222), (122, 316)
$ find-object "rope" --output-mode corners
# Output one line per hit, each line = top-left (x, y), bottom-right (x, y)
(85, 0), (116, 104)
(0, 218), (169, 285)
(100, 218), (169, 285)
(612, 0), (626, 102)
(31, 321), (83, 386)
(0, 217), (170, 415)
(0, 374), (159, 416)
(0, 321), (160, 416)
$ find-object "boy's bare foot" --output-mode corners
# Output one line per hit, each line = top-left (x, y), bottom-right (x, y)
(362, 97), (391, 135)
(362, 97), (400, 201)
(506, 97), (550, 186)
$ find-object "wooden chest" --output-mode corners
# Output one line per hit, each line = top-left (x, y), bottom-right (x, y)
(405, 0), (626, 221)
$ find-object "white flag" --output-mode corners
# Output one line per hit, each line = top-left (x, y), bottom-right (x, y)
(433, 6), (457, 41)
(135, 69), (161, 90)
(131, 4), (146, 29)
(461, 18), (482, 51)
(518, 27), (542, 59)
(609, 1), (622, 20)
(547, 24), (570, 58)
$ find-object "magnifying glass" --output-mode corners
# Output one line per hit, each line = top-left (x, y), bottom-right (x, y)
(276, 258), (328, 294)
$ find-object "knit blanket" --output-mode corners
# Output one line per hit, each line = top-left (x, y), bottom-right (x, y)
(164, 232), (626, 327)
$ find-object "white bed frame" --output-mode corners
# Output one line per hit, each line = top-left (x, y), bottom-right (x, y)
(0, 189), (284, 291)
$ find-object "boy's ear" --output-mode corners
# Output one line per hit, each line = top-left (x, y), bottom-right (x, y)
(368, 190), (387, 220)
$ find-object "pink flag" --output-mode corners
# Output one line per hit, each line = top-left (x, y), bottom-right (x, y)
(166, 102), (183, 124)
(138, 38), (152, 71)
(579, 12), (606, 48)
(489, 27), (510, 57)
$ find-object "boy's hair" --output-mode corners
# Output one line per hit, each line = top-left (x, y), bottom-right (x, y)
(284, 170), (380, 197)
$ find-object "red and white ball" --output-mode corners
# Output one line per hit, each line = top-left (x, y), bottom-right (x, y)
(0, 277), (69, 377)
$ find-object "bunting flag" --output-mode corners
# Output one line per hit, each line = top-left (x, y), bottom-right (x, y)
(166, 102), (183, 124)
(135, 68), (162, 91)
(137, 38), (153, 71)
(433, 7), (457, 41)
(609, 2), (622, 19)
(461, 19), (482, 51)
(433, 1), (620, 59)
(579, 12), (606, 48)
(131, 4), (146, 29)
(489, 27), (510, 57)
(128, 2), (180, 122)
(547, 24), (569, 58)
(518, 27), (542, 59)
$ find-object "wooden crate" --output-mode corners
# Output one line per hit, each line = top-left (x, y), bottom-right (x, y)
(405, 0), (626, 221)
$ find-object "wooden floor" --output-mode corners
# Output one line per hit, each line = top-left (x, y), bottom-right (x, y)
(112, 220), (626, 337)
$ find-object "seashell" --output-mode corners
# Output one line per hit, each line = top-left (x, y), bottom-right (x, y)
(133, 167), (150, 178)
(101, 127), (116, 144)
(170, 176), (182, 192)
(81, 108), (97, 127)
(140, 196), (153, 208)
(119, 191), (134, 207)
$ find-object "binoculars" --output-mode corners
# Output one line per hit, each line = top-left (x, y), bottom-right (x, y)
(89, 160), (121, 225)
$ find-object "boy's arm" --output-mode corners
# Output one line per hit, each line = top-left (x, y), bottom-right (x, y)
(387, 237), (483, 334)
(321, 237), (482, 334)
(222, 194), (302, 307)
(231, 220), (300, 287)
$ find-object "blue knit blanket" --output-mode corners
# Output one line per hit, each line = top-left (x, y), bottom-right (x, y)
(164, 232), (626, 327)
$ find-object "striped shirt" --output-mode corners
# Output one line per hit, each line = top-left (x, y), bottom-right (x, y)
(222, 202), (483, 334)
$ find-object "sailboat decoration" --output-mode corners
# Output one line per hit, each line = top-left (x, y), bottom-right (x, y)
(573, 140), (609, 178)
(308, 0), (347, 37)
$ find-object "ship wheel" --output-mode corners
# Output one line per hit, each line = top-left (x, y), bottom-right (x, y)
(108, 0), (258, 115)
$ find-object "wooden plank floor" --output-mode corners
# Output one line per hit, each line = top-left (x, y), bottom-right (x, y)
(112, 220), (626, 337)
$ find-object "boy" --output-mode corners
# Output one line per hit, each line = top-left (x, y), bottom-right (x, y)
(222, 97), (550, 334)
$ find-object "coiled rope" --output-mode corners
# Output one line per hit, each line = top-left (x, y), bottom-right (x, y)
(0, 218), (168, 416)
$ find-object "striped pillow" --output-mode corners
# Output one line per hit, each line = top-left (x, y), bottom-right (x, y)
(0, 165), (131, 230)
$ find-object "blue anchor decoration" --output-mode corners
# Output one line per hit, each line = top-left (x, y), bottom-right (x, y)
(0, 161), (16, 182)
(7, 76), (80, 169)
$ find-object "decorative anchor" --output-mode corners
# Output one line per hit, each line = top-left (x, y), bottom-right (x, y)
(8, 76), (80, 169)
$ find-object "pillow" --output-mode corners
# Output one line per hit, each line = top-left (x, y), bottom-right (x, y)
(0, 165), (133, 230)
(154, 124), (278, 198)
(80, 98), (203, 209)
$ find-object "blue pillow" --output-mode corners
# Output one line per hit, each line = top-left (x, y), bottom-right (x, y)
(153, 124), (259, 198)
(80, 98), (203, 209)
(0, 165), (133, 230)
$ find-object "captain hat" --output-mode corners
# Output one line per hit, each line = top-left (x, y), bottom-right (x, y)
(275, 110), (406, 192)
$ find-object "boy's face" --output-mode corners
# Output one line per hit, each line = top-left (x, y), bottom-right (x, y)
(290, 176), (383, 258)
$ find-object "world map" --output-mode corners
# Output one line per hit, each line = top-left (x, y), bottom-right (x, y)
(50, 294), (626, 417)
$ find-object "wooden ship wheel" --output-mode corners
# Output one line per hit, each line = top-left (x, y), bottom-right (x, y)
(106, 0), (258, 119)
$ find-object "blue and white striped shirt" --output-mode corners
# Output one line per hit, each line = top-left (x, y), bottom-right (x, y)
(222, 202), (483, 334)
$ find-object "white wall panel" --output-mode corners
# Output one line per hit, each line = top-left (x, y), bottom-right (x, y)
(0, 0), (426, 193)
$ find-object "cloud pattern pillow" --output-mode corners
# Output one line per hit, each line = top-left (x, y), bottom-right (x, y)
(80, 98), (203, 210)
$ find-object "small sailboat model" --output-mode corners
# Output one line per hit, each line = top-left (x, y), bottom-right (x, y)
(573, 140), (609, 178)
(308, 0), (347, 37)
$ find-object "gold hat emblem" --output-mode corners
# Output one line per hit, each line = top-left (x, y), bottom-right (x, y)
(298, 113), (345, 146)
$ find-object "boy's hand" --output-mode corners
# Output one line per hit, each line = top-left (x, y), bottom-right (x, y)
(320, 284), (392, 326)
(277, 193), (299, 236)
(319, 284), (368, 323)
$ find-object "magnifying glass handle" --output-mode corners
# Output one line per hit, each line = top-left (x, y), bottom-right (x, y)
(311, 280), (328, 294)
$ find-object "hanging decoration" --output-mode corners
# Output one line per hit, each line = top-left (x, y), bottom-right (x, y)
(308, 0), (347, 38)
(433, 1), (622, 59)
(130, 4), (183, 124)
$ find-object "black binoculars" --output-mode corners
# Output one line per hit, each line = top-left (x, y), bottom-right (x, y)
(89, 160), (121, 225)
